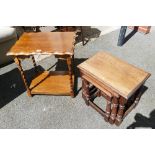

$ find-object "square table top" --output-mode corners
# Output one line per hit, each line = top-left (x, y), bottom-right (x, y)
(7, 32), (76, 56)
(78, 52), (151, 99)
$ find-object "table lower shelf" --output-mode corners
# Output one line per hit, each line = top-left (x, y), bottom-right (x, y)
(29, 71), (74, 95)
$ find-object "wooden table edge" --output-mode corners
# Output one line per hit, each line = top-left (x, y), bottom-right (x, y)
(78, 66), (151, 99)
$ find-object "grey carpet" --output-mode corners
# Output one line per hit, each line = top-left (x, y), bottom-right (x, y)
(0, 28), (155, 129)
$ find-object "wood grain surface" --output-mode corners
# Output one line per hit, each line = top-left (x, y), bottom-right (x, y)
(7, 32), (76, 56)
(29, 71), (74, 95)
(78, 52), (151, 99)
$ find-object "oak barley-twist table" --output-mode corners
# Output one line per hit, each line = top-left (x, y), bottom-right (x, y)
(78, 52), (151, 126)
(7, 32), (76, 97)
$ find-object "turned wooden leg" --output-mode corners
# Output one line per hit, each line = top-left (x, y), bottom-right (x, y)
(31, 55), (38, 72)
(72, 55), (75, 74)
(109, 96), (119, 124)
(67, 56), (74, 97)
(14, 57), (32, 97)
(82, 78), (90, 106)
(115, 97), (126, 126)
(104, 97), (112, 122)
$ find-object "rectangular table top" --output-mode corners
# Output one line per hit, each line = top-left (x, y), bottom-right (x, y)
(7, 32), (76, 56)
(78, 52), (151, 99)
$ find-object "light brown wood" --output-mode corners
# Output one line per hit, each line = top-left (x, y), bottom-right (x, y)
(104, 96), (112, 122)
(66, 56), (74, 97)
(109, 96), (119, 124)
(7, 32), (76, 56)
(79, 52), (151, 125)
(30, 71), (74, 95)
(14, 57), (32, 97)
(78, 51), (151, 99)
(115, 97), (126, 125)
(81, 73), (117, 98)
(7, 32), (76, 97)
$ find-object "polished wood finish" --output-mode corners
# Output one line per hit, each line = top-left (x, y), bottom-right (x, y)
(29, 71), (74, 95)
(7, 32), (76, 56)
(78, 52), (151, 126)
(78, 51), (150, 99)
(8, 32), (76, 97)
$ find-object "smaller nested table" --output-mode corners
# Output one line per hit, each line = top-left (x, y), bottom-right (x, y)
(78, 52), (151, 126)
(7, 32), (76, 97)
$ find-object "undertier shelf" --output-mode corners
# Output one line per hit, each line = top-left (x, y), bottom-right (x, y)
(29, 71), (74, 95)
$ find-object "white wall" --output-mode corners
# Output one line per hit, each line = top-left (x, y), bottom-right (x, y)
(91, 26), (120, 36)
